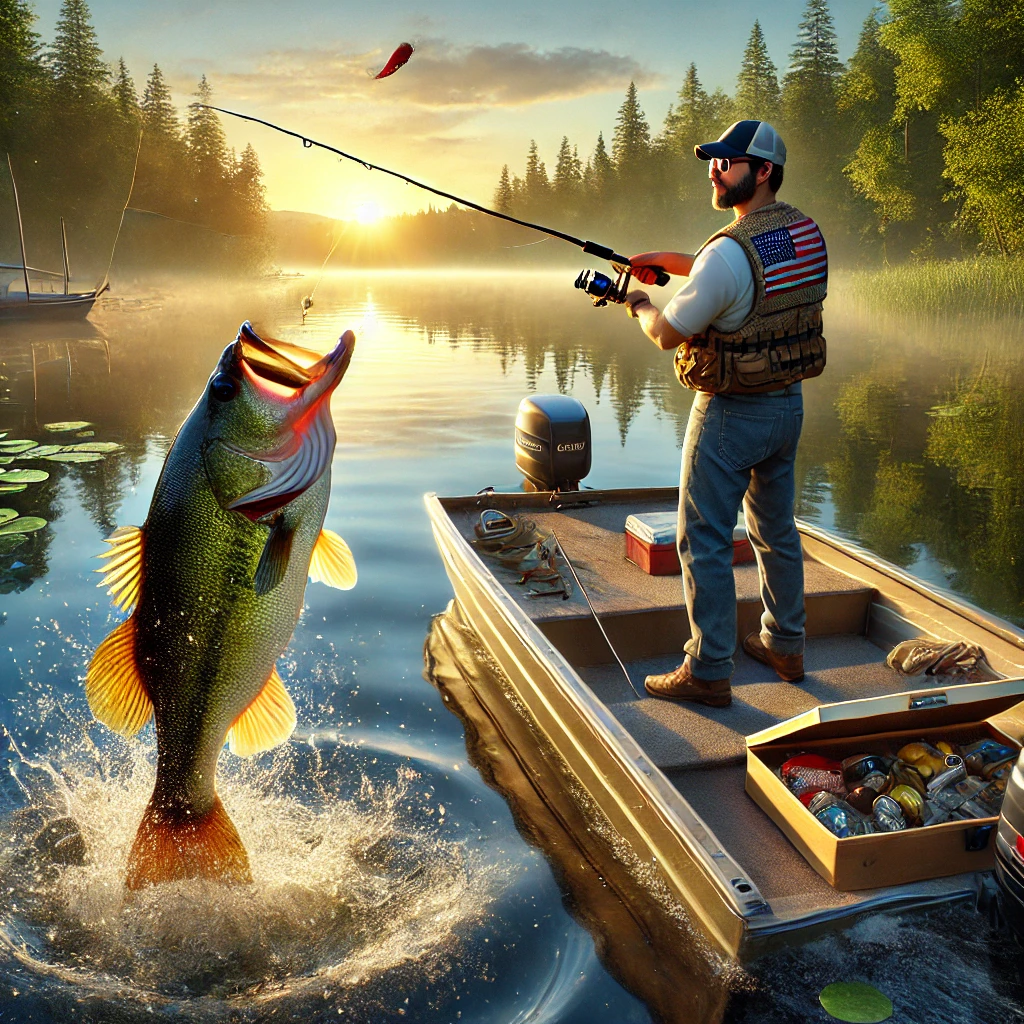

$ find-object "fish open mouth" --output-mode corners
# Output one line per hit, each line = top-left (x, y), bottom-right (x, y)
(211, 322), (356, 520)
(237, 321), (354, 399)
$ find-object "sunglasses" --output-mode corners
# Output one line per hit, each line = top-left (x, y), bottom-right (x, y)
(708, 156), (757, 176)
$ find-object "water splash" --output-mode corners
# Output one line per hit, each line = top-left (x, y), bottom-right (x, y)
(0, 722), (506, 1019)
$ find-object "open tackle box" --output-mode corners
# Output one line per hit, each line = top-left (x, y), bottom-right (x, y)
(745, 678), (1024, 890)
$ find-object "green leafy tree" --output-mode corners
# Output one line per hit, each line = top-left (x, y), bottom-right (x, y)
(941, 85), (1024, 254)
(735, 21), (779, 122)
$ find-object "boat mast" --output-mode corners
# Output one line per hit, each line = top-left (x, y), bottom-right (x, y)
(6, 154), (30, 302)
(60, 217), (70, 294)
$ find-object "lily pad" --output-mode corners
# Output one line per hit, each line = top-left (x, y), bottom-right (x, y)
(819, 982), (893, 1023)
(42, 452), (104, 463)
(75, 430), (95, 438)
(0, 510), (16, 525)
(0, 457), (13, 465)
(0, 484), (26, 494)
(0, 432), (5, 439)
(0, 470), (49, 484)
(43, 421), (93, 432)
(63, 442), (122, 454)
(0, 441), (37, 454)
(0, 535), (27, 555)
(0, 516), (46, 535)
(22, 445), (63, 458)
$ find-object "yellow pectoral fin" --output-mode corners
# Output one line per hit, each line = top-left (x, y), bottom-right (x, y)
(227, 667), (297, 757)
(95, 524), (144, 612)
(86, 615), (153, 736)
(309, 528), (357, 590)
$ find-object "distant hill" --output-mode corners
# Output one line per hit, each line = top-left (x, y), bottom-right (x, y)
(269, 210), (341, 268)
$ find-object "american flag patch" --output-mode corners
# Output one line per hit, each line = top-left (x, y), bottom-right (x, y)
(750, 218), (827, 296)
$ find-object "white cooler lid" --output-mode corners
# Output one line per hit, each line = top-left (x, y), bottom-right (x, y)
(625, 510), (747, 546)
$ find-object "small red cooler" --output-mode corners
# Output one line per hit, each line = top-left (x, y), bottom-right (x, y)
(625, 511), (755, 576)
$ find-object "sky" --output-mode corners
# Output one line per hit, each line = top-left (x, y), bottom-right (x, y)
(32, 0), (881, 221)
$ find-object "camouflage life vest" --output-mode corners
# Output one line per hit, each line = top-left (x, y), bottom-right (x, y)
(674, 201), (827, 394)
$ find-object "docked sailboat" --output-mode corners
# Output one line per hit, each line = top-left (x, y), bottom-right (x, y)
(1, 155), (109, 320)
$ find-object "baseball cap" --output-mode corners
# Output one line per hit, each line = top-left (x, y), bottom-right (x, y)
(695, 120), (786, 166)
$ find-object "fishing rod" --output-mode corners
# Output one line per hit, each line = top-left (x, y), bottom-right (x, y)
(191, 104), (670, 295)
(550, 531), (644, 700)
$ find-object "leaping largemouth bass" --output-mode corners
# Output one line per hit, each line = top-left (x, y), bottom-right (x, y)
(86, 321), (357, 890)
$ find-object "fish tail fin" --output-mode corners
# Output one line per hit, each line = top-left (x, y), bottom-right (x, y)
(124, 793), (251, 891)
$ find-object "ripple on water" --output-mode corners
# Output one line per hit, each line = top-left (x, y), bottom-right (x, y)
(0, 724), (509, 1019)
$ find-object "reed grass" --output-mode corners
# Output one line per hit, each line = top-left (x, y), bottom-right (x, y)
(836, 257), (1024, 317)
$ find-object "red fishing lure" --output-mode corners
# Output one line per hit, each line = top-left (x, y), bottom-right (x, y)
(373, 42), (414, 79)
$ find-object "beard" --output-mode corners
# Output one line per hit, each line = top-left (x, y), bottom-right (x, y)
(712, 167), (758, 210)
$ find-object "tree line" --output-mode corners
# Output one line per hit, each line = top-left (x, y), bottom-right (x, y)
(493, 0), (1024, 262)
(0, 0), (267, 273)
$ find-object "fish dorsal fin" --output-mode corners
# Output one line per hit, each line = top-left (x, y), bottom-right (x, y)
(309, 528), (357, 590)
(227, 666), (296, 757)
(86, 616), (153, 736)
(96, 525), (144, 612)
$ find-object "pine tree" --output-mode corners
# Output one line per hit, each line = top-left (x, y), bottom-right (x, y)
(586, 131), (615, 200)
(187, 75), (230, 221)
(522, 139), (550, 216)
(232, 142), (267, 235)
(493, 164), (514, 213)
(0, 0), (43, 150)
(785, 0), (843, 88)
(735, 21), (779, 122)
(141, 64), (180, 140)
(112, 57), (138, 120)
(552, 136), (582, 209)
(611, 81), (650, 171)
(663, 65), (711, 154)
(48, 0), (110, 102)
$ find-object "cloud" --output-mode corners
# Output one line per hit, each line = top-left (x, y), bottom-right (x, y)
(185, 39), (657, 112)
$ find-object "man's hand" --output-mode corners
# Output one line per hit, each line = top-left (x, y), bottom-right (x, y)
(629, 251), (696, 284)
(624, 289), (690, 351)
(624, 289), (651, 318)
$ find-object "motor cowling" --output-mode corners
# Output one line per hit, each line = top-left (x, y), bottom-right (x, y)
(514, 394), (591, 491)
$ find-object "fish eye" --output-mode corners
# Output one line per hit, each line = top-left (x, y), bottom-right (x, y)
(210, 373), (240, 402)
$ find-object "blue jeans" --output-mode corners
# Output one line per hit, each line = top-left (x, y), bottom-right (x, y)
(678, 388), (805, 681)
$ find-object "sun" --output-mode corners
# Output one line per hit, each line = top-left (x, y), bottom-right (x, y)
(354, 200), (383, 225)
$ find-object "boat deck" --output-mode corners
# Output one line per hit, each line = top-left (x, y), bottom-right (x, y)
(448, 495), (992, 925)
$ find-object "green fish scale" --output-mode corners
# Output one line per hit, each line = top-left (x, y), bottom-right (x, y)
(135, 409), (329, 815)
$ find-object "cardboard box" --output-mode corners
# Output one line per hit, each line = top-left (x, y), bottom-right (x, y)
(625, 511), (754, 576)
(746, 678), (1024, 890)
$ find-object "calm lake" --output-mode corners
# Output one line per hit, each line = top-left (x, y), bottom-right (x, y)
(0, 271), (1023, 1022)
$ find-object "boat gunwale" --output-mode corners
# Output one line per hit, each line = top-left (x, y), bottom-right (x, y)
(425, 490), (772, 931)
(427, 485), (1024, 956)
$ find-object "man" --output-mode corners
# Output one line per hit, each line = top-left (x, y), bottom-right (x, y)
(623, 120), (828, 708)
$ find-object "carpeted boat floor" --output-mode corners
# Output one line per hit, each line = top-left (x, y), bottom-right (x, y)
(577, 633), (908, 770)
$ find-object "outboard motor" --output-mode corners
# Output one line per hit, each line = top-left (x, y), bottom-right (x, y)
(514, 394), (591, 491)
(995, 750), (1024, 940)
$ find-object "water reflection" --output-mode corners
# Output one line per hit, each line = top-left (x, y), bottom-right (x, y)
(0, 273), (1022, 1022)
(425, 606), (737, 1024)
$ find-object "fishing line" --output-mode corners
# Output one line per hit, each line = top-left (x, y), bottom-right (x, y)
(102, 129), (144, 287)
(190, 104), (664, 279)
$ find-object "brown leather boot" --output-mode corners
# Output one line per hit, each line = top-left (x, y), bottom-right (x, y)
(742, 631), (804, 683)
(644, 661), (732, 707)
